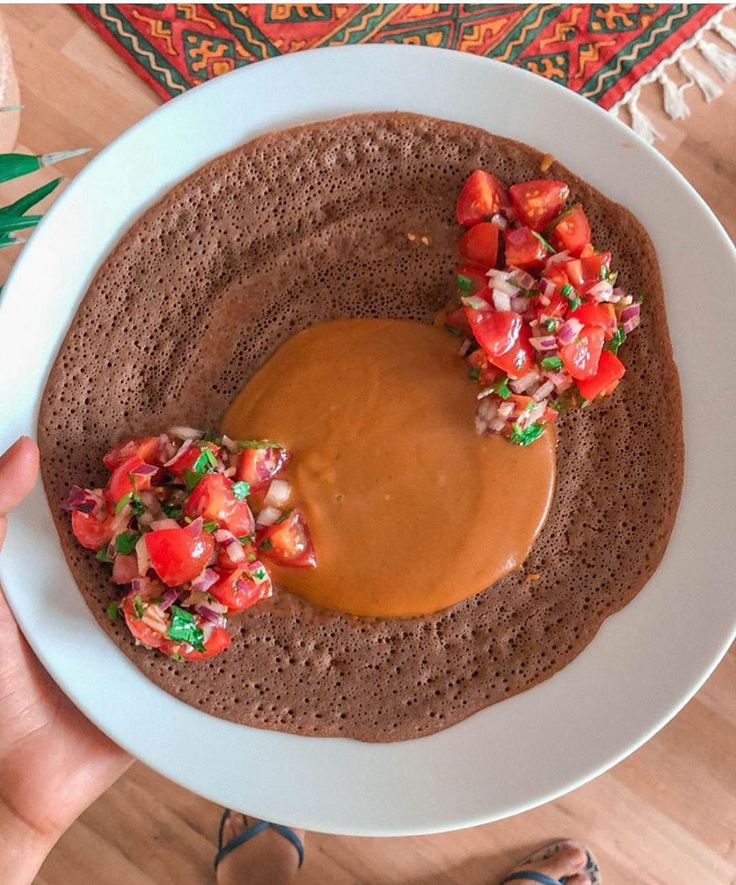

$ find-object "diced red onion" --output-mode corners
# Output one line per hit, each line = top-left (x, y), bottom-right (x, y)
(619, 303), (640, 323)
(199, 599), (227, 615)
(220, 434), (238, 454)
(200, 619), (226, 642)
(530, 335), (558, 352)
(461, 294), (489, 311)
(478, 399), (498, 420)
(458, 338), (472, 357)
(256, 506), (282, 527)
(547, 371), (573, 391)
(588, 280), (614, 302)
(195, 605), (223, 625)
(533, 381), (555, 402)
(139, 491), (160, 512)
(510, 295), (529, 313)
(214, 528), (237, 545)
(488, 416), (507, 434)
(477, 387), (495, 400)
(507, 267), (534, 290)
(130, 577), (147, 595)
(612, 287), (626, 301)
(135, 536), (150, 575)
(150, 518), (179, 531)
(168, 426), (203, 441)
(498, 401), (515, 418)
(492, 288), (511, 311)
(486, 269), (511, 283)
(490, 213), (508, 230)
(190, 567), (219, 593)
(62, 485), (102, 514)
(159, 587), (179, 611)
(186, 517), (204, 535)
(490, 278), (520, 297)
(620, 294), (633, 306)
(527, 401), (547, 424)
(557, 318), (583, 346)
(130, 463), (159, 477)
(509, 371), (540, 394)
(545, 250), (570, 271)
(163, 438), (192, 467)
(225, 540), (246, 563)
(623, 316), (640, 334)
(538, 277), (557, 299)
(265, 479), (291, 508)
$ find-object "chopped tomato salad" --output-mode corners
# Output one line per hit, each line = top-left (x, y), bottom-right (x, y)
(448, 169), (642, 444)
(64, 428), (316, 661)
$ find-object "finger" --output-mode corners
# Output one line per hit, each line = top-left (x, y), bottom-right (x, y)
(0, 437), (40, 516)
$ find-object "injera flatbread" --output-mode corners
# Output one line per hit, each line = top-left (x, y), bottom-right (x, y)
(38, 113), (683, 742)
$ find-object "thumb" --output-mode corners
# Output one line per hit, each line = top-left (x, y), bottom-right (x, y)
(0, 437), (40, 549)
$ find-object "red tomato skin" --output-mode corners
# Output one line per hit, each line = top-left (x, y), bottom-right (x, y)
(565, 253), (611, 292)
(104, 436), (162, 470)
(445, 307), (471, 335)
(184, 473), (255, 537)
(71, 508), (114, 551)
(570, 303), (617, 339)
(455, 171), (509, 226)
(576, 350), (626, 401)
(112, 553), (140, 585)
(466, 308), (534, 378)
(547, 204), (591, 257)
(236, 446), (288, 493)
(535, 292), (567, 322)
(456, 263), (490, 300)
(560, 326), (605, 380)
(257, 510), (317, 568)
(178, 627), (232, 661)
(504, 227), (548, 272)
(107, 455), (154, 505)
(145, 525), (216, 587)
(122, 592), (167, 649)
(167, 442), (220, 478)
(509, 180), (570, 231)
(209, 565), (272, 612)
(458, 222), (499, 268)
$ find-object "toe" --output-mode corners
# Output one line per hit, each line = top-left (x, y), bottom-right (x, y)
(564, 874), (591, 885)
(511, 842), (587, 882)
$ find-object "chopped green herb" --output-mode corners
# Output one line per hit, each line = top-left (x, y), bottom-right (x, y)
(183, 468), (204, 492)
(540, 355), (563, 371)
(580, 399), (591, 409)
(468, 367), (480, 380)
(202, 521), (219, 533)
(132, 595), (146, 619)
(232, 481), (250, 500)
(114, 492), (132, 514)
(167, 605), (206, 652)
(96, 546), (114, 563)
(170, 653), (182, 662)
(115, 531), (138, 555)
(274, 509), (293, 525)
(560, 284), (573, 297)
(600, 265), (609, 281)
(637, 292), (646, 304)
(130, 495), (145, 518)
(444, 323), (462, 337)
(569, 296), (581, 310)
(532, 231), (555, 254)
(247, 552), (257, 562)
(605, 326), (626, 355)
(259, 538), (273, 551)
(608, 270), (619, 286)
(545, 319), (557, 333)
(509, 422), (546, 446)
(105, 602), (119, 621)
(238, 534), (253, 545)
(491, 377), (512, 400)
(236, 440), (283, 451)
(192, 447), (218, 473)
(456, 273), (473, 293)
(202, 429), (223, 444)
(162, 502), (183, 519)
(252, 567), (266, 581)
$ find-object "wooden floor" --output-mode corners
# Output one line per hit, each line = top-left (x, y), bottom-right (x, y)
(2, 6), (733, 884)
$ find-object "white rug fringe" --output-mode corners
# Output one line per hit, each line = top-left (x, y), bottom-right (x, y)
(609, 5), (736, 144)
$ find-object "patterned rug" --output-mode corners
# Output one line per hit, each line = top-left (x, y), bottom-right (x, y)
(75, 4), (736, 142)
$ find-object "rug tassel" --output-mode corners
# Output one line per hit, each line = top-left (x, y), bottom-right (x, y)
(658, 70), (691, 120)
(714, 21), (736, 50)
(698, 38), (736, 82)
(627, 91), (663, 145)
(679, 54), (723, 101)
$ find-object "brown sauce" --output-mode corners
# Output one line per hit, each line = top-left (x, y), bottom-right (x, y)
(223, 319), (556, 618)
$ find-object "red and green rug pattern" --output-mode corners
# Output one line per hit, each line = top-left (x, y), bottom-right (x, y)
(74, 4), (722, 109)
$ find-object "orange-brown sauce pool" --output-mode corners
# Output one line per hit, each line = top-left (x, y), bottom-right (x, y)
(223, 319), (556, 618)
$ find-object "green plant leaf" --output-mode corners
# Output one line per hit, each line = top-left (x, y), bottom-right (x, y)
(0, 177), (62, 216)
(0, 214), (42, 234)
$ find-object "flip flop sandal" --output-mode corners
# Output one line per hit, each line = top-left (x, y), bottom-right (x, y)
(500, 840), (601, 885)
(214, 808), (305, 871)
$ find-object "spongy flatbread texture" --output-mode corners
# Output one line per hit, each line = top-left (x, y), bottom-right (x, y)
(38, 113), (683, 742)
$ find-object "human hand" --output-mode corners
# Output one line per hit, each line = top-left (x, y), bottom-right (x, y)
(0, 437), (132, 883)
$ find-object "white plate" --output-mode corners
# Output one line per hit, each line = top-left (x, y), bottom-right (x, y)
(1, 46), (734, 837)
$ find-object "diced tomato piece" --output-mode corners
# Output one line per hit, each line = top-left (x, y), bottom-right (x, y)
(535, 291), (567, 322)
(456, 263), (490, 300)
(544, 264), (570, 290)
(176, 626), (232, 661)
(122, 590), (168, 649)
(543, 406), (558, 424)
(576, 350), (626, 401)
(570, 302), (617, 339)
(458, 222), (499, 268)
(509, 180), (569, 231)
(107, 455), (155, 505)
(167, 442), (220, 479)
(236, 445), (288, 493)
(71, 507), (114, 551)
(103, 436), (162, 470)
(445, 307), (471, 335)
(508, 394), (534, 418)
(208, 563), (272, 612)
(560, 325), (605, 380)
(547, 204), (591, 257)
(504, 227), (548, 272)
(257, 509), (316, 568)
(184, 473), (254, 537)
(566, 252), (611, 292)
(145, 523), (215, 587)
(580, 243), (596, 258)
(466, 308), (534, 378)
(112, 553), (140, 585)
(455, 170), (509, 226)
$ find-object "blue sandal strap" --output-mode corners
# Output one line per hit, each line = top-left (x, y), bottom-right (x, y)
(215, 818), (270, 869)
(271, 823), (305, 868)
(501, 873), (562, 885)
(214, 809), (304, 870)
